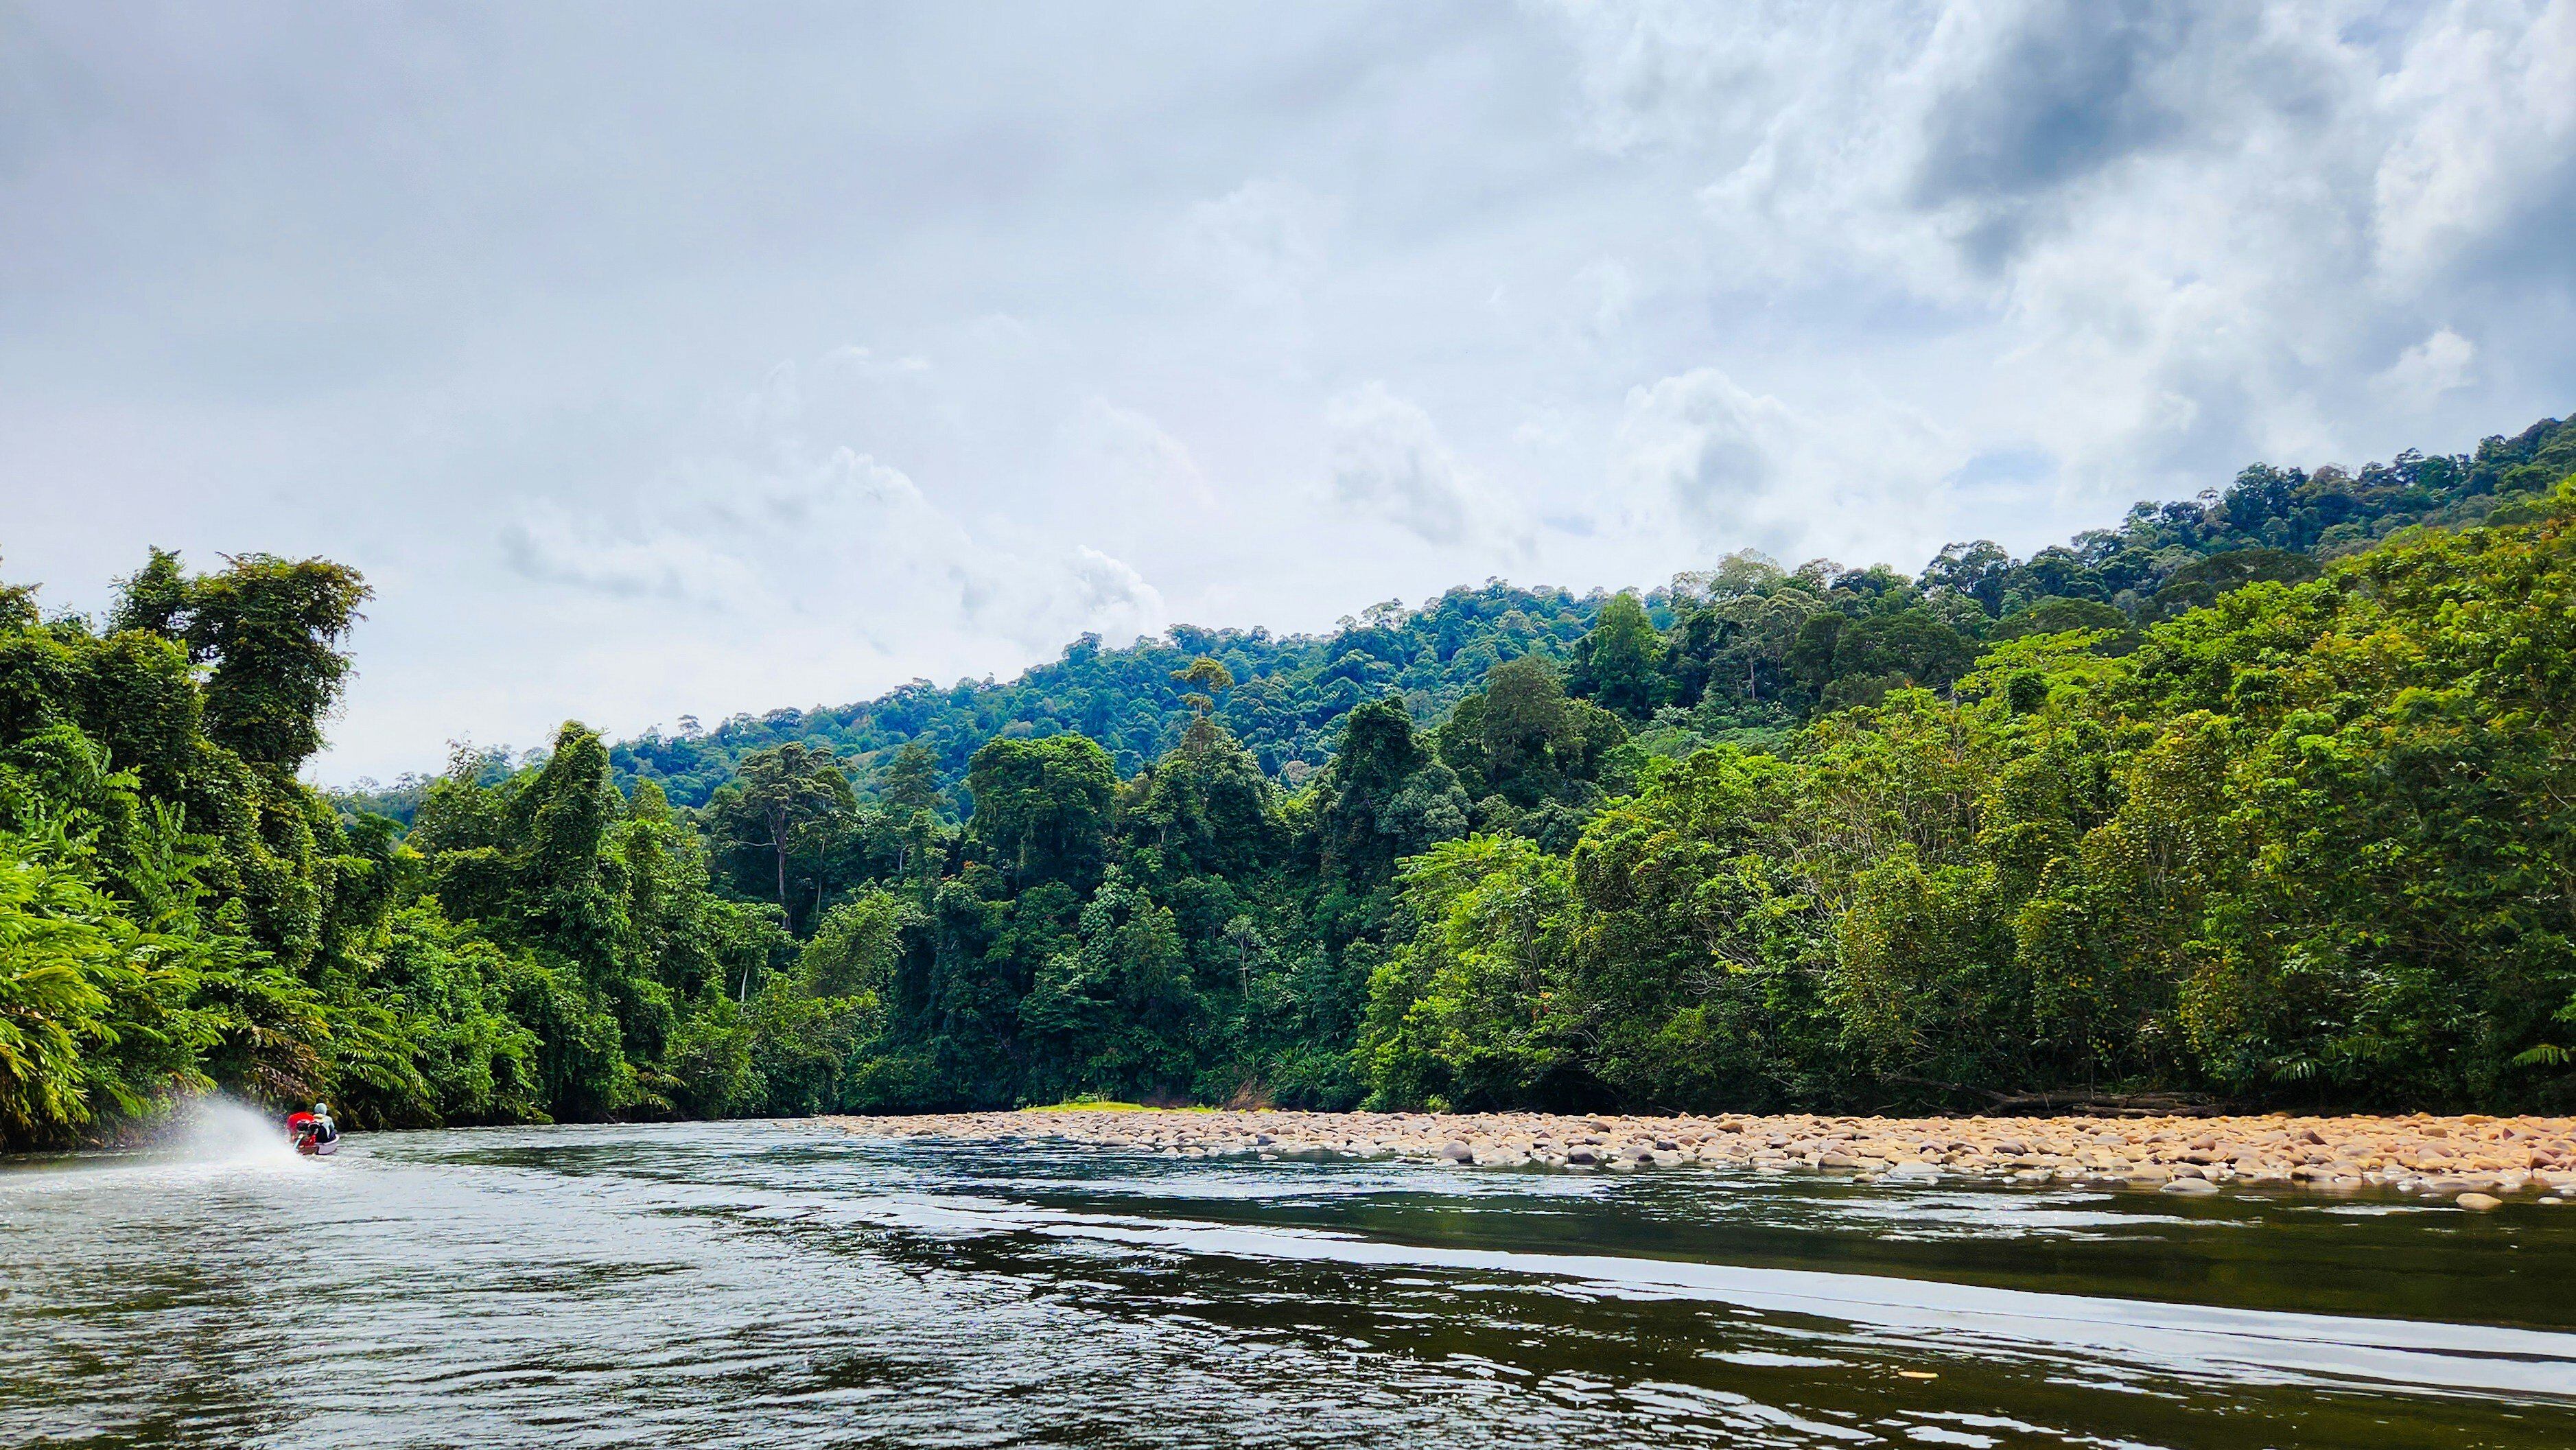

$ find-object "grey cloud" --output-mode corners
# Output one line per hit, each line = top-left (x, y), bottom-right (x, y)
(1912, 1), (2202, 206)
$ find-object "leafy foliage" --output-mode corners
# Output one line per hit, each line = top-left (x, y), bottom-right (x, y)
(606, 583), (1611, 808)
(8, 412), (2572, 1143)
(1362, 483), (2576, 1114)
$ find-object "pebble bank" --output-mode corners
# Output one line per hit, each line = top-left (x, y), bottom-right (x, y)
(824, 1108), (2576, 1208)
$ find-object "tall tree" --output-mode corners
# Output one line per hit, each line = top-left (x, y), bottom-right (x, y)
(1316, 699), (1468, 888)
(1172, 655), (1235, 722)
(112, 549), (372, 773)
(876, 741), (944, 818)
(965, 735), (1116, 891)
(1569, 592), (1661, 721)
(714, 743), (856, 936)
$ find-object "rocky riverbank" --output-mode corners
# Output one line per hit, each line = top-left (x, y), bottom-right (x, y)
(823, 1108), (2576, 1208)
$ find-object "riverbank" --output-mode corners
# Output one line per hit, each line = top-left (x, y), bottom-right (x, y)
(823, 1108), (2576, 1206)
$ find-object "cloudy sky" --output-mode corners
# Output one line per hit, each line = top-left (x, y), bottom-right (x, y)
(3, 1), (2571, 782)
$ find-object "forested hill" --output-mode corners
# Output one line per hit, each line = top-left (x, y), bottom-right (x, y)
(611, 583), (1609, 809)
(456, 410), (2573, 817)
(6, 408), (2575, 1148)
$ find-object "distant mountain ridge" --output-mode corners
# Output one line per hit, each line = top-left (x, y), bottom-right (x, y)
(331, 411), (2573, 821)
(610, 581), (1610, 810)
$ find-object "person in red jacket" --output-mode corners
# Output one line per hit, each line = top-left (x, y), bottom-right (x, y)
(287, 1102), (338, 1154)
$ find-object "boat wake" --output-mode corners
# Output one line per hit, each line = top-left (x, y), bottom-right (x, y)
(166, 1095), (302, 1167)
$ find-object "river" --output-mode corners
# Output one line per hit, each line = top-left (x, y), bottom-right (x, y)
(3, 1116), (2570, 1447)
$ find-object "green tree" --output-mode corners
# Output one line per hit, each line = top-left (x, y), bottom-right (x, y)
(1434, 655), (1627, 814)
(876, 741), (944, 819)
(1172, 655), (1236, 724)
(707, 742), (857, 935)
(1315, 699), (1467, 889)
(965, 734), (1116, 892)
(1123, 721), (1282, 880)
(1359, 834), (1576, 1110)
(1569, 591), (1663, 720)
(110, 548), (372, 773)
(801, 888), (914, 998)
(1018, 869), (1202, 1099)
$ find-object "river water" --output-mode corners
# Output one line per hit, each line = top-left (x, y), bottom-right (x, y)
(3, 1117), (2571, 1449)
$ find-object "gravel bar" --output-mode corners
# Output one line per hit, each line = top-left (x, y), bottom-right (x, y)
(821, 1108), (2576, 1206)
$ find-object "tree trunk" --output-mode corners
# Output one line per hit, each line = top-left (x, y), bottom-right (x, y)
(769, 805), (790, 915)
(751, 804), (788, 1006)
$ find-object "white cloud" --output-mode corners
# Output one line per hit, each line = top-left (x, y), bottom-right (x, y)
(819, 345), (934, 378)
(1067, 545), (1166, 644)
(1614, 369), (1947, 563)
(2378, 327), (2479, 400)
(501, 504), (758, 603)
(1185, 178), (1335, 309)
(505, 360), (1169, 663)
(1324, 382), (1503, 548)
(1573, 257), (1637, 335)
(1552, 0), (1824, 157)
(1615, 369), (1786, 527)
(1066, 396), (1209, 506)
(2372, 1), (2576, 283)
(4, 4), (2570, 777)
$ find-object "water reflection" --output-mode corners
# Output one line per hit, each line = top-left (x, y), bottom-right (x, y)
(3, 1121), (2570, 1449)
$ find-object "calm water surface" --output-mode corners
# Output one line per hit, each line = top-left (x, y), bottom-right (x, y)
(3, 1119), (2572, 1448)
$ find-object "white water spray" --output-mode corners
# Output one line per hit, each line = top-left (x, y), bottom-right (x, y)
(163, 1095), (301, 1166)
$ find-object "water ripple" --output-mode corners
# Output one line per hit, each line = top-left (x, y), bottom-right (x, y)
(3, 1121), (2570, 1449)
